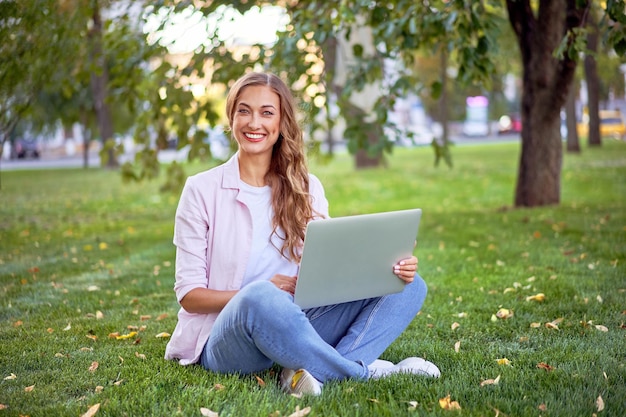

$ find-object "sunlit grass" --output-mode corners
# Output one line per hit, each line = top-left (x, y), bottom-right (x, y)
(1, 141), (624, 416)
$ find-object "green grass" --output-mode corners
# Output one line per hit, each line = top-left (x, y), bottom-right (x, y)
(1, 141), (625, 416)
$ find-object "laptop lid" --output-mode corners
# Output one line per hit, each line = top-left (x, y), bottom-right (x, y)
(293, 208), (422, 309)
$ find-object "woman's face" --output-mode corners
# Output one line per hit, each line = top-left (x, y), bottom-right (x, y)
(232, 85), (281, 159)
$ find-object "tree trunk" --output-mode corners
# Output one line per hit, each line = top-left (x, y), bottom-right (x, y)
(439, 47), (449, 145)
(506, 0), (588, 207)
(80, 107), (91, 169)
(321, 36), (339, 156)
(334, 15), (383, 168)
(565, 80), (580, 153)
(89, 0), (117, 167)
(355, 129), (384, 168)
(584, 12), (601, 147)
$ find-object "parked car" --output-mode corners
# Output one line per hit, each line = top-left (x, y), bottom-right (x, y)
(12, 138), (42, 159)
(578, 110), (626, 140)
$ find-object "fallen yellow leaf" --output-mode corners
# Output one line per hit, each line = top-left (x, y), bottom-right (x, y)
(596, 395), (604, 412)
(496, 308), (514, 319)
(4, 373), (16, 380)
(530, 322), (542, 328)
(155, 332), (171, 338)
(88, 362), (99, 372)
(287, 406), (311, 417)
(545, 317), (563, 330)
(496, 358), (511, 366)
(451, 322), (460, 331)
(80, 403), (101, 417)
(454, 341), (461, 353)
(115, 331), (137, 340)
(480, 375), (501, 386)
(135, 352), (146, 360)
(24, 384), (35, 392)
(200, 408), (218, 417)
(537, 362), (555, 371)
(595, 325), (608, 332)
(525, 293), (545, 302)
(439, 394), (461, 410)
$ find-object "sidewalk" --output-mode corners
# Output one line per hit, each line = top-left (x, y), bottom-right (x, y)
(1, 146), (101, 171)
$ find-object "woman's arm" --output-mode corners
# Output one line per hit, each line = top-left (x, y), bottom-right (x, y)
(174, 177), (234, 314)
(179, 288), (238, 314)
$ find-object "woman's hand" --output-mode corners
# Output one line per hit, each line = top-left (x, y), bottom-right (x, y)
(270, 274), (297, 295)
(393, 256), (418, 283)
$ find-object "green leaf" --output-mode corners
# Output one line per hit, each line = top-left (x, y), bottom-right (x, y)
(353, 43), (364, 58)
(430, 81), (442, 100)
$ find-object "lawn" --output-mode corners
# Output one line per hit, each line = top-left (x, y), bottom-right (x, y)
(0, 140), (624, 416)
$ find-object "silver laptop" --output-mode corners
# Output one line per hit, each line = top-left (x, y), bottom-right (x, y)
(293, 208), (422, 309)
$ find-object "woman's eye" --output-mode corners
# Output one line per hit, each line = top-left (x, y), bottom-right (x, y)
(237, 108), (249, 114)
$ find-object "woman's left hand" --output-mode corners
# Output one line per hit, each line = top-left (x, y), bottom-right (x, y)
(393, 256), (418, 283)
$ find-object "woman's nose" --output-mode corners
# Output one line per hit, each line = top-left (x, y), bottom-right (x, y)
(248, 113), (260, 129)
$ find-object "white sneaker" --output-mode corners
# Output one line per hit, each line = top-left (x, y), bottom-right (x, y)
(367, 358), (396, 378)
(280, 368), (323, 396)
(368, 357), (441, 379)
(396, 357), (441, 378)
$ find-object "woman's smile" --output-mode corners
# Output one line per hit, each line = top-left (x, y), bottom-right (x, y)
(243, 132), (266, 142)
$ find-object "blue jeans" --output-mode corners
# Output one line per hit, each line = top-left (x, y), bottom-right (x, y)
(200, 275), (428, 382)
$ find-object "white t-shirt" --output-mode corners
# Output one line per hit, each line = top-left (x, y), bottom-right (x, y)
(238, 180), (298, 287)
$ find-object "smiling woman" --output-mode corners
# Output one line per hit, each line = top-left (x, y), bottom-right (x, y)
(143, 4), (288, 54)
(164, 71), (440, 397)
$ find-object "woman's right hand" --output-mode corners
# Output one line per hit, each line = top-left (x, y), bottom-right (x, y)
(270, 274), (297, 295)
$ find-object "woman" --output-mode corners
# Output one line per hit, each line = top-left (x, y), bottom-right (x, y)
(164, 72), (439, 396)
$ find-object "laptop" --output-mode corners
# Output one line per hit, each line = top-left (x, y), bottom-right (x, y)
(293, 208), (422, 309)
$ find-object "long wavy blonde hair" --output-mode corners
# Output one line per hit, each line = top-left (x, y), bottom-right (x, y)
(226, 72), (313, 262)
